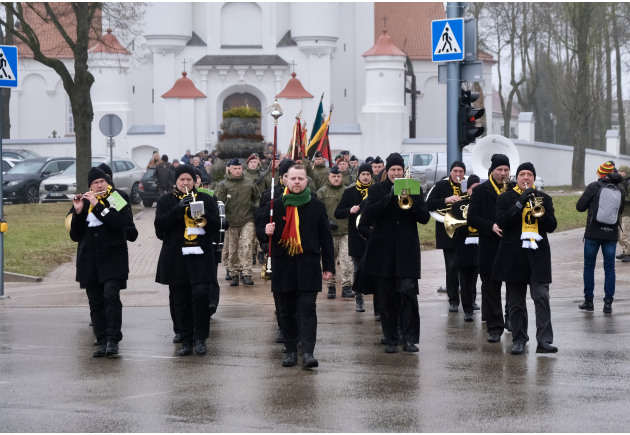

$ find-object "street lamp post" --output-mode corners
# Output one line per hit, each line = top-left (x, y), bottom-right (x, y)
(550, 113), (557, 144)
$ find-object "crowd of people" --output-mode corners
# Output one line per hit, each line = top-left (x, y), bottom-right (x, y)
(66, 146), (628, 367)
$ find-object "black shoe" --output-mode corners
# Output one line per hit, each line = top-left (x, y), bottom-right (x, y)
(302, 353), (319, 368)
(487, 334), (501, 343)
(472, 303), (480, 311)
(616, 252), (626, 260)
(281, 345), (287, 353)
(89, 320), (93, 327)
(243, 276), (254, 286)
(449, 303), (459, 312)
(579, 299), (594, 311)
(172, 334), (181, 343)
(258, 252), (265, 264)
(230, 276), (239, 286)
(380, 336), (387, 345)
(341, 287), (355, 298)
(327, 287), (336, 299)
(93, 338), (105, 346)
(276, 329), (284, 343)
(464, 312), (473, 322)
(403, 342), (419, 352)
(356, 300), (365, 312)
(194, 339), (207, 355)
(511, 343), (525, 355)
(252, 254), (256, 266)
(283, 352), (297, 367)
(385, 345), (397, 354)
(93, 343), (107, 357)
(374, 314), (381, 321)
(437, 286), (447, 293)
(506, 318), (512, 332)
(536, 342), (558, 353)
(481, 316), (486, 322)
(225, 271), (232, 281)
(208, 305), (217, 317)
(179, 344), (193, 356)
(604, 302), (613, 313)
(105, 341), (118, 357)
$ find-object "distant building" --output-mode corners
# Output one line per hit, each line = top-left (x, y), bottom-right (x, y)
(491, 90), (519, 139)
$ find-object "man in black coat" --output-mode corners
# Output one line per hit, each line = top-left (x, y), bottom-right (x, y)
(154, 165), (221, 356)
(259, 164), (335, 369)
(427, 161), (466, 312)
(335, 162), (373, 312)
(467, 154), (513, 342)
(362, 153), (431, 353)
(493, 162), (558, 355)
(69, 167), (135, 358)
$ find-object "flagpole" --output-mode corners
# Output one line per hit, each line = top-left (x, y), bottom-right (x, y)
(264, 100), (283, 280)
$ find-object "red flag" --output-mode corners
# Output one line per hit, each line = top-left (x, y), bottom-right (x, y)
(316, 124), (332, 167)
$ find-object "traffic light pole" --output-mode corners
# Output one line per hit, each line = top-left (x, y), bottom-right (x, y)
(446, 2), (463, 169)
(0, 89), (5, 299)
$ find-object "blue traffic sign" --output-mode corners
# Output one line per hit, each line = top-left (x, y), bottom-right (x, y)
(431, 18), (464, 62)
(0, 45), (17, 88)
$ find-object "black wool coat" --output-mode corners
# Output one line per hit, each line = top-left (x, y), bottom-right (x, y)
(351, 213), (378, 296)
(154, 191), (221, 285)
(426, 178), (462, 249)
(492, 189), (557, 284)
(334, 185), (368, 257)
(69, 190), (133, 288)
(256, 196), (335, 293)
(467, 179), (514, 275)
(453, 227), (479, 269)
(362, 178), (430, 280)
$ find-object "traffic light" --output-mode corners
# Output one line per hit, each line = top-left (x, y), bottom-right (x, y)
(459, 90), (485, 147)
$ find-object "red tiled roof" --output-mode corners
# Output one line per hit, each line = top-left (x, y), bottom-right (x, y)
(363, 29), (406, 57)
(162, 72), (206, 99)
(375, 2), (495, 63)
(276, 72), (314, 99)
(90, 29), (131, 55)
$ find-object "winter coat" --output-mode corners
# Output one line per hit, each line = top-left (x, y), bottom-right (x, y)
(216, 172), (261, 227)
(426, 177), (462, 250)
(154, 191), (221, 285)
(453, 226), (479, 269)
(492, 189), (557, 284)
(335, 183), (367, 257)
(352, 213), (378, 296)
(181, 154), (192, 165)
(243, 166), (271, 192)
(69, 190), (134, 288)
(361, 177), (430, 280)
(317, 179), (348, 235)
(576, 173), (625, 240)
(341, 169), (356, 187)
(312, 163), (330, 190)
(621, 175), (630, 217)
(256, 196), (335, 293)
(153, 162), (171, 192)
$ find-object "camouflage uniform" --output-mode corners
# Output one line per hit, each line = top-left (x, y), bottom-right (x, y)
(227, 222), (256, 277)
(244, 165), (271, 257)
(328, 235), (353, 288)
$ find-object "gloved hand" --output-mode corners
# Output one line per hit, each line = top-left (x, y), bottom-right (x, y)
(179, 195), (194, 210)
(518, 187), (536, 205)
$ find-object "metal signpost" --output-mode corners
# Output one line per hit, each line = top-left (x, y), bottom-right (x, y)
(98, 113), (123, 164)
(0, 45), (18, 299)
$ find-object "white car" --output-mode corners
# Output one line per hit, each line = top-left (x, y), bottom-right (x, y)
(2, 157), (20, 174)
(40, 156), (144, 204)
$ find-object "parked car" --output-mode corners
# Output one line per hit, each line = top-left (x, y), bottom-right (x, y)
(138, 167), (160, 207)
(2, 157), (20, 174)
(40, 156), (143, 204)
(2, 149), (41, 161)
(3, 157), (75, 204)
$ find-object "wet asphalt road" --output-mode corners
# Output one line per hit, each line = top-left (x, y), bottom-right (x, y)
(2, 295), (630, 432)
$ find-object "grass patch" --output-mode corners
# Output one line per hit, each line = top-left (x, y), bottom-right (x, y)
(417, 194), (585, 251)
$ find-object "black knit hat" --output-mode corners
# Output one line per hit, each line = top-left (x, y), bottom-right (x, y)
(385, 153), (405, 171)
(467, 174), (481, 187)
(88, 167), (108, 186)
(174, 164), (196, 182)
(516, 162), (536, 179)
(373, 156), (384, 165)
(450, 160), (466, 172)
(330, 165), (341, 175)
(489, 154), (510, 174)
(358, 162), (373, 176)
(279, 159), (296, 177)
(97, 163), (113, 179)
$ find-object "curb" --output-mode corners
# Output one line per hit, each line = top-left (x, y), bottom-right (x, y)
(4, 272), (43, 283)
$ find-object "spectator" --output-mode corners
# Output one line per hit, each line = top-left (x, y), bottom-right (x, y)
(153, 154), (172, 196)
(192, 157), (201, 168)
(147, 151), (160, 170)
(181, 149), (192, 165)
(617, 165), (630, 262)
(576, 161), (625, 313)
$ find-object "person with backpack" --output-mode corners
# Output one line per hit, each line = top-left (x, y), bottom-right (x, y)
(576, 161), (625, 313)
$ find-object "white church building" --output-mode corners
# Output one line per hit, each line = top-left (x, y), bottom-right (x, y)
(9, 2), (497, 166)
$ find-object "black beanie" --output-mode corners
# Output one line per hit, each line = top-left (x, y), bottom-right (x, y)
(358, 162), (373, 176)
(516, 162), (536, 179)
(467, 174), (480, 187)
(385, 153), (405, 171)
(330, 165), (341, 175)
(489, 154), (510, 174)
(98, 163), (113, 179)
(174, 164), (196, 182)
(88, 167), (107, 186)
(450, 160), (466, 172)
(229, 158), (241, 167)
(279, 159), (296, 177)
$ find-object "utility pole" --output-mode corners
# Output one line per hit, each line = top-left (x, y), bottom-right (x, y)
(446, 2), (463, 169)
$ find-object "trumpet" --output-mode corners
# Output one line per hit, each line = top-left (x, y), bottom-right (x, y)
(525, 183), (545, 217)
(398, 167), (413, 210)
(73, 190), (107, 200)
(185, 187), (207, 228)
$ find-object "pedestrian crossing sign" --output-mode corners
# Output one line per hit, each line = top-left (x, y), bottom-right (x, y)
(432, 18), (465, 62)
(0, 45), (17, 88)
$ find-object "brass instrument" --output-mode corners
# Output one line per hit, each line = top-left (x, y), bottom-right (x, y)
(525, 183), (545, 217)
(434, 194), (470, 216)
(398, 167), (413, 210)
(185, 187), (207, 228)
(444, 197), (470, 238)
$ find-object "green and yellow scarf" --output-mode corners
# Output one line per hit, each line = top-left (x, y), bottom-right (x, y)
(279, 187), (312, 256)
(173, 188), (205, 255)
(355, 179), (373, 199)
(513, 185), (542, 250)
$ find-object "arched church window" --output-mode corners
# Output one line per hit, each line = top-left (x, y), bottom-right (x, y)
(221, 2), (262, 48)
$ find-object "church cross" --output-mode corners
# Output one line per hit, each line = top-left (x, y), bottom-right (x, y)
(181, 59), (187, 72)
(382, 15), (388, 29)
(289, 60), (297, 74)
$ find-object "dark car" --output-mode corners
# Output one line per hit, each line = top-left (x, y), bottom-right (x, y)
(2, 149), (41, 161)
(3, 157), (76, 204)
(138, 167), (160, 207)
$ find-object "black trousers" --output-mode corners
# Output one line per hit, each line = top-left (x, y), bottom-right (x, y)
(460, 266), (478, 314)
(276, 291), (317, 354)
(507, 282), (554, 345)
(209, 264), (220, 308)
(376, 277), (420, 346)
(169, 289), (178, 335)
(373, 291), (380, 316)
(169, 283), (211, 345)
(85, 279), (124, 343)
(480, 273), (505, 335)
(443, 249), (460, 305)
(352, 256), (363, 302)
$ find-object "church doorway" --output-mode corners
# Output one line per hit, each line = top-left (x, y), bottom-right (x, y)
(222, 92), (262, 135)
